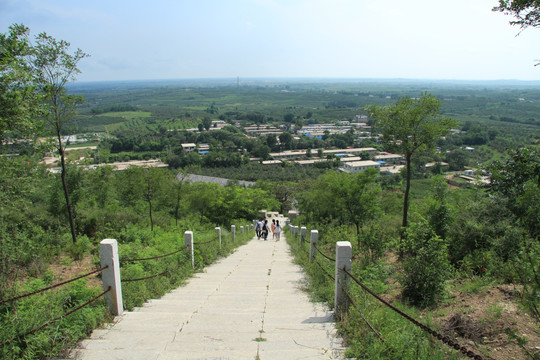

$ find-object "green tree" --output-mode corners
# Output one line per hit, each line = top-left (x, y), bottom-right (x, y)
(445, 148), (469, 171)
(494, 0), (540, 29)
(141, 167), (168, 231)
(367, 93), (455, 231)
(298, 170), (381, 245)
(279, 131), (293, 150)
(266, 134), (278, 151)
(487, 147), (540, 207)
(32, 31), (88, 243)
(402, 220), (450, 306)
(283, 113), (294, 123)
(202, 116), (212, 131)
(0, 24), (42, 144)
(424, 176), (452, 239)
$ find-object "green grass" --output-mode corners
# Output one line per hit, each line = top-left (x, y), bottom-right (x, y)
(286, 226), (458, 360)
(0, 221), (253, 360)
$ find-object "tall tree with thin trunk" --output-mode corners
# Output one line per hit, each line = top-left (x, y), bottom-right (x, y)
(32, 32), (88, 243)
(141, 167), (167, 231)
(367, 93), (456, 233)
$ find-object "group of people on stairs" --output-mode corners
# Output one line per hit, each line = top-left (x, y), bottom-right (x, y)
(255, 218), (281, 241)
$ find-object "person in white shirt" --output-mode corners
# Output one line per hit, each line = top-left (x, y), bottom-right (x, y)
(275, 220), (281, 241)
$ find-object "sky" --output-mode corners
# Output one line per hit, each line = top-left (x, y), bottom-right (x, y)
(2, 0), (540, 82)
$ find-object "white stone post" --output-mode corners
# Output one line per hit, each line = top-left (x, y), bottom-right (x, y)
(215, 227), (221, 248)
(240, 226), (244, 235)
(100, 239), (123, 316)
(185, 231), (194, 268)
(231, 225), (236, 241)
(309, 230), (318, 263)
(300, 226), (307, 244)
(335, 241), (352, 317)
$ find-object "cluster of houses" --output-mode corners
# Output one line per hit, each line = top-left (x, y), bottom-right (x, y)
(178, 115), (410, 175)
(266, 147), (407, 175)
(297, 121), (371, 138)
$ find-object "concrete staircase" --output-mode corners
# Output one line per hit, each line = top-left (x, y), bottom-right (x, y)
(70, 222), (344, 360)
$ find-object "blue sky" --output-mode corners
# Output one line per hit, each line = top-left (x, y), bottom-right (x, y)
(2, 0), (540, 82)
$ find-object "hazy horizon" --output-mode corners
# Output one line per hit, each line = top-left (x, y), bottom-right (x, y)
(69, 76), (540, 87)
(6, 1), (539, 83)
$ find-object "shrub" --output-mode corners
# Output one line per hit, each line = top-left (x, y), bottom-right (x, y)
(67, 235), (92, 260)
(401, 221), (450, 306)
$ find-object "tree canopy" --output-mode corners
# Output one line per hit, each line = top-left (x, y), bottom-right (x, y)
(494, 0), (540, 29)
(0, 24), (42, 145)
(367, 93), (456, 230)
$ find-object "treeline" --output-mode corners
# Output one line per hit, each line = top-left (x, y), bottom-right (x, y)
(88, 104), (138, 115)
(1, 162), (278, 296)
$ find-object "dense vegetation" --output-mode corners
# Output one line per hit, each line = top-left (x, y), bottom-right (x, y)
(0, 160), (275, 359)
(288, 146), (539, 359)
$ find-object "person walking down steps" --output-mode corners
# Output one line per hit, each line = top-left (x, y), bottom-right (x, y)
(256, 218), (262, 239)
(275, 220), (281, 241)
(262, 219), (269, 241)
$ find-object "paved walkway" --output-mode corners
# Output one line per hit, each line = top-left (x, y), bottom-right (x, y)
(71, 221), (345, 360)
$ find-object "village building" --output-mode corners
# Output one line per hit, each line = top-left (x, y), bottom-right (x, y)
(341, 160), (381, 173)
(294, 159), (328, 167)
(181, 143), (196, 152)
(374, 153), (404, 164)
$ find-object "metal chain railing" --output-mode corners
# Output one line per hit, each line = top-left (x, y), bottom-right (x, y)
(122, 270), (169, 283)
(120, 245), (188, 262)
(120, 246), (189, 282)
(0, 265), (108, 306)
(342, 267), (486, 360)
(0, 286), (111, 349)
(342, 285), (385, 343)
(314, 260), (335, 281)
(314, 243), (336, 262)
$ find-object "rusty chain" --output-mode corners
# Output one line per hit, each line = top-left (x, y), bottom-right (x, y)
(0, 266), (108, 306)
(121, 270), (169, 283)
(342, 267), (486, 360)
(314, 260), (335, 281)
(342, 285), (385, 343)
(0, 286), (111, 349)
(314, 243), (336, 262)
(120, 245), (188, 262)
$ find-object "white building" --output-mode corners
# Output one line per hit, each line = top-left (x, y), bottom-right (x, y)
(341, 160), (381, 173)
(181, 143), (196, 152)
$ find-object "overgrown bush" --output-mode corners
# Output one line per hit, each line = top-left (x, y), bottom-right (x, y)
(401, 221), (450, 306)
